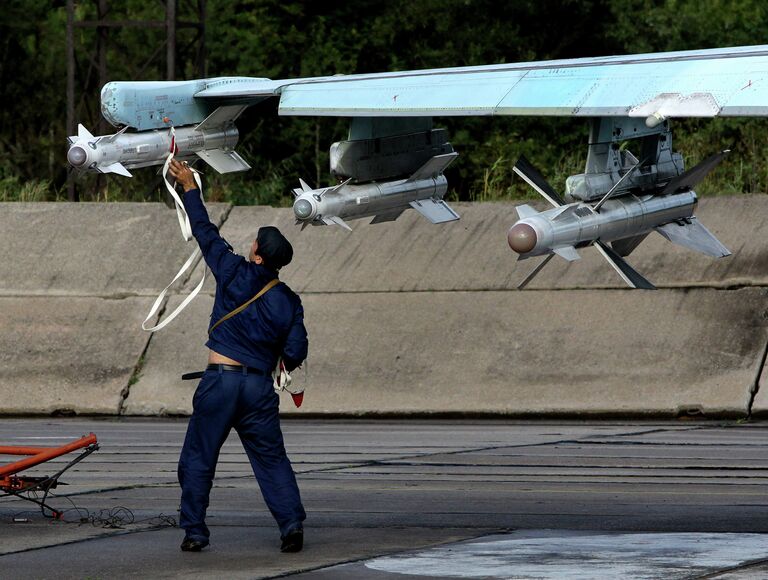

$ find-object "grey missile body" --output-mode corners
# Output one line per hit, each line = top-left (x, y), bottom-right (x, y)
(507, 152), (731, 289)
(292, 153), (460, 230)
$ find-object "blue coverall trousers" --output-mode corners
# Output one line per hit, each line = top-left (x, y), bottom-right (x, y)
(178, 367), (306, 542)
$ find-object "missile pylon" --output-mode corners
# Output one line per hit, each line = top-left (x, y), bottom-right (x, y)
(292, 153), (460, 231)
(508, 152), (732, 289)
(66, 105), (251, 177)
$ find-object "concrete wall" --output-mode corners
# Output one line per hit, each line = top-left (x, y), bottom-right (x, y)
(3, 197), (768, 417)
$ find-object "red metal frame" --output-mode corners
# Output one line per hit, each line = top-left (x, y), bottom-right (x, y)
(0, 433), (98, 492)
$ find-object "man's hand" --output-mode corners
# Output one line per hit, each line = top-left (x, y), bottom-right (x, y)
(168, 159), (198, 192)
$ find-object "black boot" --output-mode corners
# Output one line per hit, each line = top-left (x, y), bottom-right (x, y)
(180, 537), (209, 552)
(280, 528), (303, 553)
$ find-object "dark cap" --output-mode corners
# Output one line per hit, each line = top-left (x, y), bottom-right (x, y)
(256, 226), (293, 271)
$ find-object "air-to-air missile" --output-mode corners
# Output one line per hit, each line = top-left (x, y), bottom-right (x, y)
(66, 105), (251, 177)
(507, 152), (732, 289)
(292, 152), (460, 230)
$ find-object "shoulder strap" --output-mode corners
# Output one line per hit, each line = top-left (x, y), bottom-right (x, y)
(208, 279), (280, 336)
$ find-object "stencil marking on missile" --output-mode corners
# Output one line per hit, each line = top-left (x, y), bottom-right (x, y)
(292, 152), (460, 230)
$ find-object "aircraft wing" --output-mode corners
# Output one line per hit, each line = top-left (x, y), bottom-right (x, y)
(195, 45), (768, 119)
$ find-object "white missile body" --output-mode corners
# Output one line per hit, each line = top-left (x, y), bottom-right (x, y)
(66, 105), (251, 177)
(292, 153), (460, 230)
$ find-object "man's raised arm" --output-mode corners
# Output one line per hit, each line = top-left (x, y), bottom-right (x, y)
(168, 159), (243, 283)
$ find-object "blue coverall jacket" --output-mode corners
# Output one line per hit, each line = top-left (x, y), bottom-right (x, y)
(178, 188), (308, 543)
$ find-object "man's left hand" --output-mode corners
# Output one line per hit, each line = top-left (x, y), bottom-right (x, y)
(169, 159), (198, 192)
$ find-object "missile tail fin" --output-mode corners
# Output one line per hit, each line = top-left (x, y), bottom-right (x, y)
(195, 149), (251, 174)
(661, 150), (730, 195)
(655, 218), (731, 258)
(409, 198), (460, 224)
(406, 152), (459, 182)
(194, 105), (248, 132)
(513, 155), (565, 208)
(518, 254), (555, 289)
(595, 240), (656, 289)
(322, 215), (353, 231)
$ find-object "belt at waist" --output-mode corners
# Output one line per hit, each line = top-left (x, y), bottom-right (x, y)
(206, 363), (267, 376)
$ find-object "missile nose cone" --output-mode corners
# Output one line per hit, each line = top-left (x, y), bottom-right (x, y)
(508, 223), (537, 254)
(293, 198), (314, 219)
(67, 146), (87, 167)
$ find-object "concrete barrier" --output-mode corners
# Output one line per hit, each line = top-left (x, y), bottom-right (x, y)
(3, 197), (768, 417)
(130, 288), (767, 417)
(0, 296), (153, 414)
(0, 202), (229, 295)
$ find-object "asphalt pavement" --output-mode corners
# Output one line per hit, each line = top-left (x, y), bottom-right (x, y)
(2, 418), (768, 579)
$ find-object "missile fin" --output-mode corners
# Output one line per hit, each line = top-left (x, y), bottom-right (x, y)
(298, 178), (313, 192)
(77, 124), (95, 140)
(515, 204), (539, 219)
(518, 254), (555, 289)
(99, 162), (133, 177)
(552, 246), (581, 262)
(595, 240), (656, 289)
(661, 150), (730, 195)
(406, 152), (459, 182)
(371, 209), (405, 224)
(513, 155), (565, 208)
(322, 215), (353, 231)
(195, 149), (251, 174)
(292, 188), (304, 198)
(656, 218), (731, 258)
(409, 198), (460, 224)
(194, 105), (249, 132)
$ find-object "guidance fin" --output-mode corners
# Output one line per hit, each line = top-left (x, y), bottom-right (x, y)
(595, 240), (656, 289)
(655, 218), (731, 258)
(513, 156), (565, 207)
(78, 124), (95, 140)
(322, 215), (353, 231)
(515, 204), (539, 219)
(409, 198), (460, 224)
(553, 245), (581, 262)
(99, 162), (132, 177)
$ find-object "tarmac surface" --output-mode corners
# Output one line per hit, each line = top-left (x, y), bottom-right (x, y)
(3, 418), (768, 579)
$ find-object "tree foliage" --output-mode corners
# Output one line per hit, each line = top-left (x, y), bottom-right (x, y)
(1, 0), (767, 202)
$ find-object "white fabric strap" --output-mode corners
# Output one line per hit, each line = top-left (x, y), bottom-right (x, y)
(142, 128), (208, 332)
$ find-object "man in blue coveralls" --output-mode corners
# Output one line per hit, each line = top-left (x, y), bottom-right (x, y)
(169, 159), (308, 554)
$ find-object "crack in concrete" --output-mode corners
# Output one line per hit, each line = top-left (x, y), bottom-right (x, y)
(746, 335), (768, 419)
(116, 204), (235, 416)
